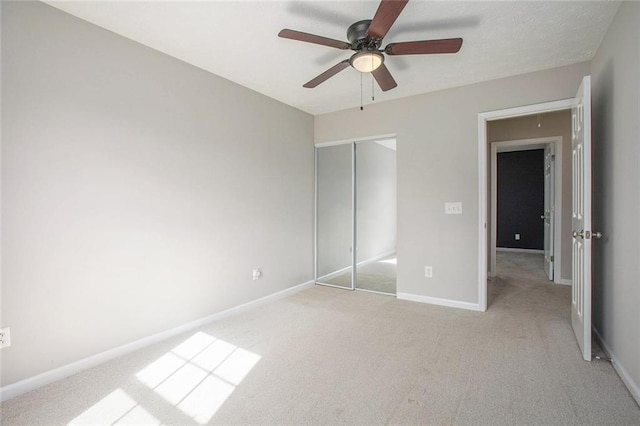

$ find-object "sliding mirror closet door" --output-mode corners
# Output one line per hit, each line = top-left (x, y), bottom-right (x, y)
(355, 140), (397, 294)
(316, 144), (353, 289)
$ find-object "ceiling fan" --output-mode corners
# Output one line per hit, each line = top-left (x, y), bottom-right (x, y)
(278, 0), (463, 92)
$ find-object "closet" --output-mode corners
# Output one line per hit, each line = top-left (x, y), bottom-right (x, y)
(315, 138), (397, 295)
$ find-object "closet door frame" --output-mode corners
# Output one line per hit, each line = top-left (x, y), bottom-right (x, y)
(314, 134), (396, 291)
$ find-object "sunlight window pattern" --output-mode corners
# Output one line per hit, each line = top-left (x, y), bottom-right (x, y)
(135, 331), (260, 424)
(69, 388), (160, 425)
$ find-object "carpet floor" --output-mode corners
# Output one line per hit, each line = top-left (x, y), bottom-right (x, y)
(1, 252), (639, 425)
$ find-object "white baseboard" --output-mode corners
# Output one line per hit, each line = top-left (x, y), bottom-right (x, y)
(397, 292), (482, 312)
(0, 279), (315, 403)
(496, 247), (544, 254)
(593, 328), (640, 406)
(317, 265), (351, 282)
(555, 278), (572, 286)
(317, 250), (396, 282)
(358, 250), (396, 267)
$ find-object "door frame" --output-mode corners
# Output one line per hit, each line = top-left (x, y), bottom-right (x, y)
(477, 99), (575, 311)
(489, 136), (563, 282)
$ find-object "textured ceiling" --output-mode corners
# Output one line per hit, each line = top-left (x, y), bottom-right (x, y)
(44, 1), (620, 115)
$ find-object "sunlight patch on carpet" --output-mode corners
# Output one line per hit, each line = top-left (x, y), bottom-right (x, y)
(69, 331), (260, 425)
(135, 331), (261, 424)
(68, 388), (160, 425)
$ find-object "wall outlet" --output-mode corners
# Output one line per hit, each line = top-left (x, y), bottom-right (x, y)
(0, 327), (11, 349)
(252, 269), (262, 280)
(515, 233), (521, 240)
(425, 266), (433, 278)
(445, 202), (462, 215)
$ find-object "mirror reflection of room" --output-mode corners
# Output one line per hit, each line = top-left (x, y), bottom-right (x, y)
(315, 139), (397, 295)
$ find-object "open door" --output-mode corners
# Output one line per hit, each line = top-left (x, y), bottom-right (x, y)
(543, 144), (555, 280)
(571, 75), (593, 361)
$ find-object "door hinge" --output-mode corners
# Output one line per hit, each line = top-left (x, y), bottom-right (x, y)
(551, 154), (556, 161)
(550, 255), (554, 262)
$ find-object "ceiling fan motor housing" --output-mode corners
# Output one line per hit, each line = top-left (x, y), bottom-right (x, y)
(347, 20), (382, 51)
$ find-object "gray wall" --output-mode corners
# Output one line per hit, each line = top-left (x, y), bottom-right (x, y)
(590, 1), (640, 399)
(315, 62), (589, 304)
(1, 1), (314, 387)
(488, 110), (573, 280)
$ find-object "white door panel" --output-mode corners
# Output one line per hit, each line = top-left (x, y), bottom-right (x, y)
(571, 76), (592, 362)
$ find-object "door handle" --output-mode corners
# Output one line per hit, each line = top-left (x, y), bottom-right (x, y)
(573, 230), (603, 239)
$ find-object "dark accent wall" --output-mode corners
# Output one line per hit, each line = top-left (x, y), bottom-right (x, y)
(497, 150), (544, 249)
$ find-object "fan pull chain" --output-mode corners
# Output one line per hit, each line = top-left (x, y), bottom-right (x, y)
(371, 55), (375, 102)
(372, 73), (375, 102)
(360, 72), (364, 111)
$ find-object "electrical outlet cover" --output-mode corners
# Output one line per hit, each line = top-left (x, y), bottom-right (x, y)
(0, 327), (11, 349)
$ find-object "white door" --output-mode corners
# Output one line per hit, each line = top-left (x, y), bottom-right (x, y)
(571, 76), (592, 361)
(543, 144), (555, 280)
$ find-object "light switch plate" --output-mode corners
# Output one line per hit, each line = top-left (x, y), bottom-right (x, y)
(445, 202), (462, 215)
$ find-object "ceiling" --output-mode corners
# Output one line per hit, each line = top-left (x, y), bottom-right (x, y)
(44, 1), (620, 116)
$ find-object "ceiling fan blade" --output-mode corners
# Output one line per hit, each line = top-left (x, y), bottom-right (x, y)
(367, 0), (409, 40)
(371, 63), (397, 91)
(303, 60), (351, 88)
(279, 29), (351, 50)
(385, 38), (463, 55)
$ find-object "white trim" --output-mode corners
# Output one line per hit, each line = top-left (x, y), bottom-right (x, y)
(351, 141), (357, 290)
(313, 281), (352, 291)
(313, 148), (318, 283)
(314, 133), (396, 148)
(478, 115), (488, 311)
(495, 142), (548, 153)
(593, 328), (640, 406)
(317, 264), (352, 283)
(317, 250), (396, 283)
(357, 249), (397, 267)
(480, 99), (576, 121)
(355, 287), (396, 297)
(556, 278), (572, 286)
(478, 98), (576, 311)
(490, 136), (563, 282)
(0, 280), (315, 402)
(397, 292), (482, 312)
(496, 247), (544, 254)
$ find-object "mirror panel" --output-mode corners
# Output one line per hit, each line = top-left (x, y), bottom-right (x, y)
(355, 140), (397, 294)
(316, 144), (353, 289)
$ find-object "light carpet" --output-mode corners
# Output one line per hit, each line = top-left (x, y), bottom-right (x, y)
(1, 252), (639, 425)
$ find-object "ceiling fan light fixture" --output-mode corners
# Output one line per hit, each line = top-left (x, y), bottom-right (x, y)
(350, 51), (383, 73)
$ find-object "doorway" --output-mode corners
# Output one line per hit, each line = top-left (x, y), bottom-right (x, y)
(477, 98), (577, 311)
(315, 137), (397, 296)
(478, 75), (594, 361)
(489, 136), (564, 283)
